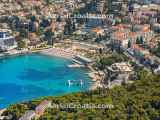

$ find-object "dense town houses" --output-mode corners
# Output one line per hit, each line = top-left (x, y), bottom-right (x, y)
(0, 0), (159, 62)
(0, 0), (159, 119)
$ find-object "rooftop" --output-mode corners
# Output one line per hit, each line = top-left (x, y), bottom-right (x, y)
(19, 110), (35, 120)
(108, 62), (133, 73)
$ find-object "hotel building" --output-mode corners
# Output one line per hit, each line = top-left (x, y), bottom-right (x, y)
(0, 30), (17, 51)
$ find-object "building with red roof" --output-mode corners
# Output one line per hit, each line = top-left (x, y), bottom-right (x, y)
(35, 100), (52, 116)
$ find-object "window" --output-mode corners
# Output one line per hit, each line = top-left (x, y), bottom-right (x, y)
(0, 32), (4, 38)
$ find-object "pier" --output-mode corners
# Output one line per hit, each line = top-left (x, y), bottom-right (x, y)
(68, 80), (85, 86)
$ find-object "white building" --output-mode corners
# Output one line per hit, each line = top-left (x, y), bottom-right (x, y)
(0, 30), (17, 51)
(107, 62), (134, 87)
(154, 66), (160, 75)
(19, 110), (36, 120)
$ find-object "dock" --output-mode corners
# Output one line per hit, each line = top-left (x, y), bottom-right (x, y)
(67, 80), (85, 86)
(68, 64), (85, 68)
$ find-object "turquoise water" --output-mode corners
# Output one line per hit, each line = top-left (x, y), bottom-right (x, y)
(0, 53), (91, 108)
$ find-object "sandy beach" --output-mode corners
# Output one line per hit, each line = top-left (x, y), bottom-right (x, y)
(0, 49), (29, 58)
(40, 47), (75, 59)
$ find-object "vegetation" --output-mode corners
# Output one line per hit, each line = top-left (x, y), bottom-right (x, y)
(136, 36), (144, 45)
(19, 28), (28, 38)
(151, 42), (160, 57)
(15, 35), (27, 49)
(3, 70), (160, 120)
(44, 28), (54, 45)
(96, 53), (129, 70)
(17, 40), (26, 49)
(44, 0), (52, 5)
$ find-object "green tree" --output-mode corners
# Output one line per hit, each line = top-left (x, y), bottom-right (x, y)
(44, 0), (51, 5)
(140, 36), (143, 44)
(19, 28), (28, 38)
(128, 40), (131, 48)
(136, 37), (140, 44)
(44, 29), (54, 45)
(17, 40), (26, 49)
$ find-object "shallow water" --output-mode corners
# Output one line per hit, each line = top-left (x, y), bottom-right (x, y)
(0, 53), (91, 108)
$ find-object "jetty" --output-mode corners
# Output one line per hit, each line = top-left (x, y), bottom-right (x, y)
(67, 80), (85, 86)
(68, 64), (84, 68)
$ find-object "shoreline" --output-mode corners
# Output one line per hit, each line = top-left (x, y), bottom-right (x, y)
(39, 47), (75, 60)
(86, 65), (104, 90)
(0, 48), (102, 90)
(0, 47), (101, 110)
(40, 47), (104, 90)
(88, 71), (104, 90)
(40, 47), (103, 90)
(0, 47), (102, 90)
(0, 47), (73, 59)
(0, 49), (29, 58)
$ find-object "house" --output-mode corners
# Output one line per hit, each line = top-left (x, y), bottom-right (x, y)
(96, 0), (105, 13)
(131, 44), (150, 59)
(91, 27), (105, 35)
(152, 0), (160, 4)
(19, 110), (36, 120)
(0, 30), (17, 51)
(154, 65), (160, 75)
(152, 23), (160, 33)
(107, 62), (134, 87)
(35, 100), (52, 116)
(111, 31), (128, 48)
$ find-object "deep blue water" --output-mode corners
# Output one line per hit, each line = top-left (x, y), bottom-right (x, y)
(0, 53), (91, 108)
